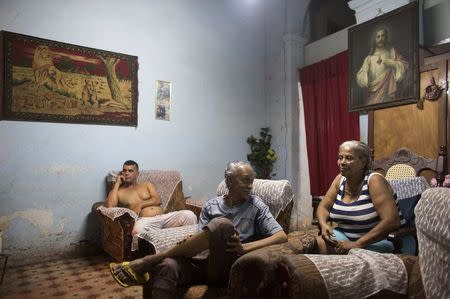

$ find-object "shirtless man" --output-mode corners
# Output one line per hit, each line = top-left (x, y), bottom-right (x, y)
(105, 160), (197, 235)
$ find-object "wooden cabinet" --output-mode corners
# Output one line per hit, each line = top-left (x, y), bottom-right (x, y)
(368, 45), (450, 173)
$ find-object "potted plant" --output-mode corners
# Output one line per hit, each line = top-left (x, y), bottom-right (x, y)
(247, 127), (277, 179)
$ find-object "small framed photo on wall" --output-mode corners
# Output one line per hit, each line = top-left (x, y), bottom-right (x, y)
(155, 80), (171, 121)
(348, 2), (419, 112)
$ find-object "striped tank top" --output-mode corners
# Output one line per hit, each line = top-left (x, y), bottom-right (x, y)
(329, 172), (405, 241)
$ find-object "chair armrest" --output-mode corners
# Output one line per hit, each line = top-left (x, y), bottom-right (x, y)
(312, 196), (323, 225)
(185, 197), (207, 218)
(92, 201), (105, 213)
(137, 224), (198, 254)
(387, 227), (417, 254)
(97, 209), (136, 261)
(228, 227), (319, 298)
(276, 200), (293, 233)
(388, 227), (416, 240)
(164, 181), (187, 213)
(97, 206), (139, 221)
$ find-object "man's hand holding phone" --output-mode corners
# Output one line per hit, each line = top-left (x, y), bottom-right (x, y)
(115, 172), (125, 186)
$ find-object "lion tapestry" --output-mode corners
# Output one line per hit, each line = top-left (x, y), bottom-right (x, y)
(0, 31), (138, 126)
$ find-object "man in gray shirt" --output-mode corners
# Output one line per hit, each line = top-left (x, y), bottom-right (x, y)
(110, 161), (287, 298)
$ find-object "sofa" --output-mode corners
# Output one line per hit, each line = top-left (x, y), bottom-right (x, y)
(228, 187), (450, 299)
(272, 186), (450, 299)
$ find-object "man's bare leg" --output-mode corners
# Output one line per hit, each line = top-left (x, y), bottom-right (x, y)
(112, 230), (210, 284)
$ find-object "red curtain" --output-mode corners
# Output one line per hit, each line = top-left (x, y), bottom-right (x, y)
(299, 51), (360, 196)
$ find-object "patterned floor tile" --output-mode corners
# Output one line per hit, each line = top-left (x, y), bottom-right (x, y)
(0, 255), (142, 298)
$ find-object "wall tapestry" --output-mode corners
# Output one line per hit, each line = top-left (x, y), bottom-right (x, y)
(0, 31), (138, 126)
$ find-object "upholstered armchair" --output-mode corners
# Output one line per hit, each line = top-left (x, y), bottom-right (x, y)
(141, 178), (305, 299)
(94, 170), (190, 261)
(186, 179), (294, 233)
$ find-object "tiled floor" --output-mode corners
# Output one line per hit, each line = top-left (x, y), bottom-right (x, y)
(0, 254), (142, 299)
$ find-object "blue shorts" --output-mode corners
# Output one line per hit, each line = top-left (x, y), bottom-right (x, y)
(333, 229), (394, 253)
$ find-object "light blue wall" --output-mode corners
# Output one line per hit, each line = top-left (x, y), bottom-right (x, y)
(0, 0), (267, 264)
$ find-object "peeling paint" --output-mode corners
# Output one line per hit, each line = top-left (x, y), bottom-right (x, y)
(56, 217), (66, 234)
(0, 209), (53, 235)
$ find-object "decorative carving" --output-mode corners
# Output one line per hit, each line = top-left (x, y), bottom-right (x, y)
(436, 145), (448, 186)
(373, 147), (447, 183)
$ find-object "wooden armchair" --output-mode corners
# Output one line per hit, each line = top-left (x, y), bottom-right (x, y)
(94, 170), (189, 261)
(372, 146), (447, 253)
(372, 145), (447, 185)
(312, 146), (447, 254)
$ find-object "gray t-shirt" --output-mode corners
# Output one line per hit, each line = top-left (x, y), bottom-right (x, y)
(198, 195), (282, 243)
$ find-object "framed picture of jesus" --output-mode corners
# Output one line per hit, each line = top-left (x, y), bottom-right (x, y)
(348, 2), (419, 112)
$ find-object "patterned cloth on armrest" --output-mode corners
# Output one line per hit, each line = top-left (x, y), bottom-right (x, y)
(97, 205), (139, 221)
(303, 249), (408, 299)
(137, 224), (199, 253)
(216, 179), (294, 219)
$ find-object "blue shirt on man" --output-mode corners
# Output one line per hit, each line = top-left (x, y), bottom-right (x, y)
(198, 195), (282, 243)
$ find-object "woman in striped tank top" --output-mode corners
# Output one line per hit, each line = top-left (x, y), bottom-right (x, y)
(316, 141), (401, 254)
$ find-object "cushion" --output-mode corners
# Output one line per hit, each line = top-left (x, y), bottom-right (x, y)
(385, 164), (416, 180)
(388, 176), (429, 228)
(387, 177), (429, 200)
(397, 194), (421, 227)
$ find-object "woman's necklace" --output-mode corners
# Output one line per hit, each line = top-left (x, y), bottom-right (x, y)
(344, 180), (364, 197)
